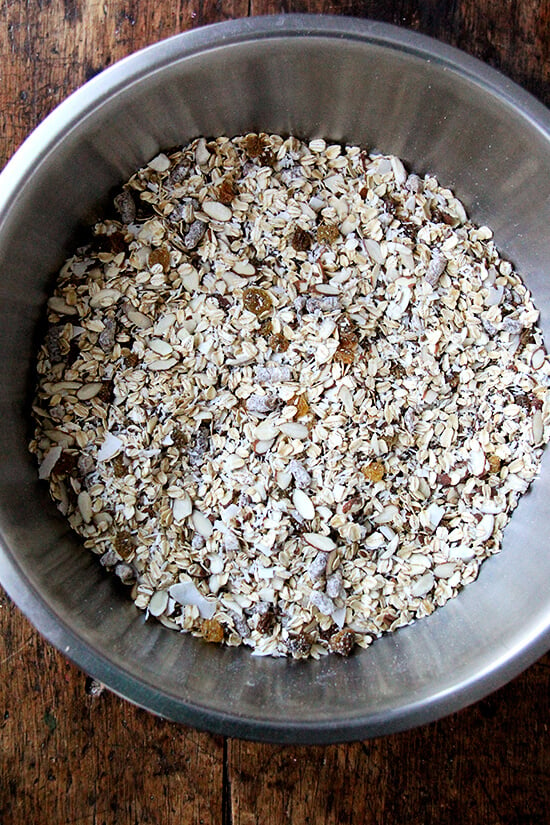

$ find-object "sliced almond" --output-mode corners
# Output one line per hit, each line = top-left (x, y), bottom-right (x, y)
(76, 382), (103, 401)
(149, 339), (174, 357)
(293, 489), (315, 520)
(173, 494), (192, 522)
(202, 201), (232, 222)
(191, 509), (214, 538)
(279, 422), (309, 439)
(303, 533), (336, 552)
(148, 590), (169, 617)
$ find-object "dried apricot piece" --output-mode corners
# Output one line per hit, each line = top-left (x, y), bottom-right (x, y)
(201, 618), (224, 643)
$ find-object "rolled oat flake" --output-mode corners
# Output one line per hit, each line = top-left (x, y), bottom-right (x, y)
(30, 133), (550, 658)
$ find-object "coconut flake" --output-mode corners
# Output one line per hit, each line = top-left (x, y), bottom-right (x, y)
(169, 581), (216, 619)
(38, 445), (63, 479)
(97, 433), (123, 461)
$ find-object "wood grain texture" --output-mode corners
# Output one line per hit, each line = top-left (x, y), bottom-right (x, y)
(0, 1), (549, 823)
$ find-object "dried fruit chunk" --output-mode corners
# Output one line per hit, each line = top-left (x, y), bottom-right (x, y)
(243, 287), (272, 317)
(244, 133), (268, 158)
(294, 394), (310, 418)
(216, 177), (237, 205)
(268, 332), (289, 352)
(149, 247), (171, 273)
(113, 530), (135, 560)
(334, 345), (356, 365)
(291, 227), (312, 252)
(287, 632), (313, 656)
(334, 314), (359, 363)
(316, 221), (339, 244)
(183, 220), (206, 250)
(201, 618), (224, 643)
(362, 461), (385, 482)
(329, 629), (355, 656)
(114, 189), (136, 224)
(487, 454), (502, 474)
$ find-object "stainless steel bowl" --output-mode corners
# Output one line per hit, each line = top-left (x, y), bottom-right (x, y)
(1, 15), (550, 744)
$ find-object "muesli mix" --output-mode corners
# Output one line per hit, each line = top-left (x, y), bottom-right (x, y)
(30, 133), (550, 657)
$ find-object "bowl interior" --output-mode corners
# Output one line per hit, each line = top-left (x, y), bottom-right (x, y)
(1, 16), (550, 742)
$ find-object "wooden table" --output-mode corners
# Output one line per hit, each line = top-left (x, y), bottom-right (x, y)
(1, 2), (549, 823)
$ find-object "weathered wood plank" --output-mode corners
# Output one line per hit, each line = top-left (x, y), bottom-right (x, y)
(228, 654), (550, 825)
(0, 591), (225, 825)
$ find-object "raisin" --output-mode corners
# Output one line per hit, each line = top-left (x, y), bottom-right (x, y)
(334, 347), (356, 365)
(515, 393), (533, 409)
(269, 332), (289, 352)
(97, 380), (114, 404)
(243, 287), (272, 317)
(436, 472), (452, 486)
(291, 227), (312, 252)
(53, 451), (79, 477)
(216, 177), (237, 205)
(258, 318), (273, 337)
(255, 607), (276, 635)
(329, 629), (355, 656)
(148, 247), (171, 273)
(112, 455), (127, 478)
(125, 353), (140, 368)
(316, 222), (339, 244)
(390, 362), (406, 378)
(108, 231), (127, 254)
(201, 618), (224, 644)
(212, 293), (231, 310)
(363, 461), (385, 482)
